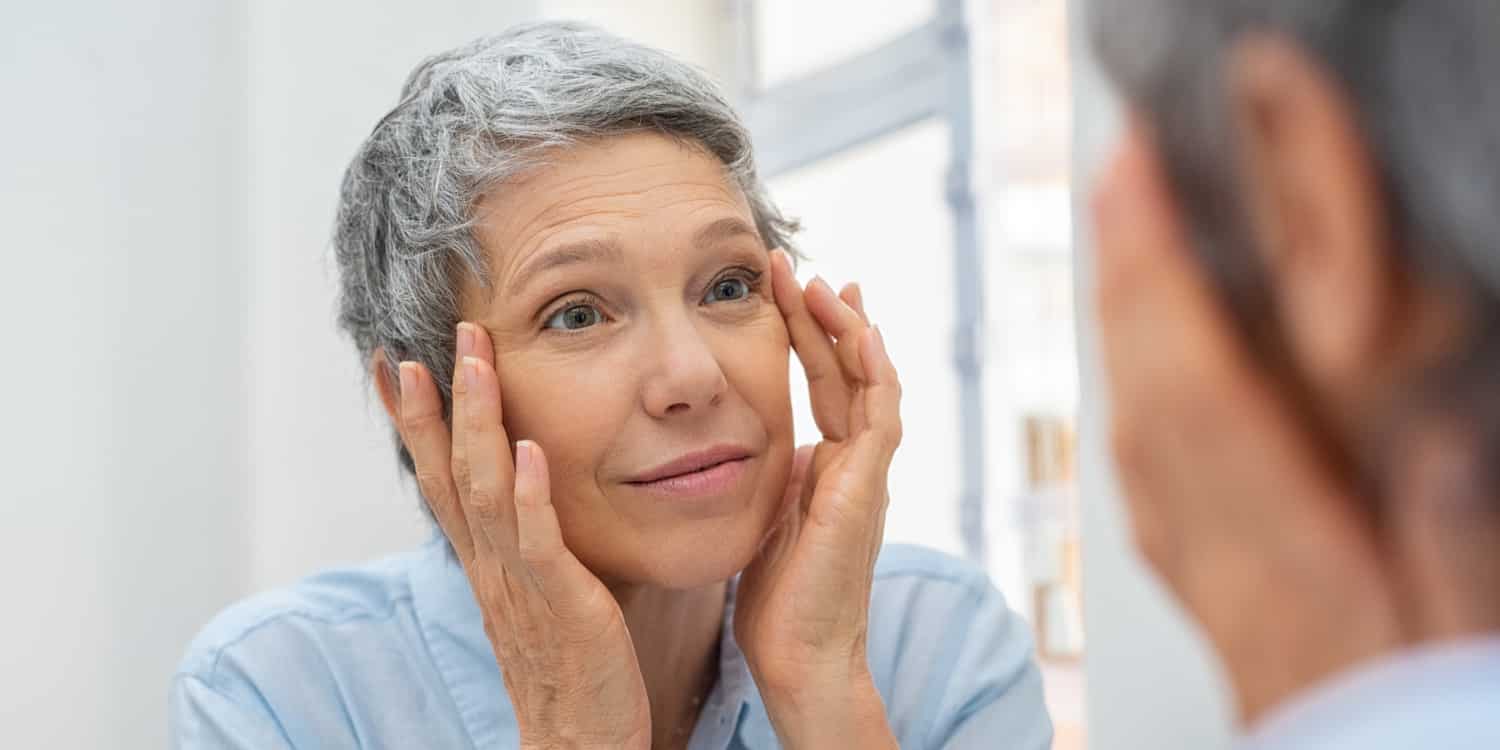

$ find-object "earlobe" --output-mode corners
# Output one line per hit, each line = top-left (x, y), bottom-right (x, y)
(372, 348), (402, 424)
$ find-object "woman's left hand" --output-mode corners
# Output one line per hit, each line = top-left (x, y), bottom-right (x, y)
(734, 249), (903, 749)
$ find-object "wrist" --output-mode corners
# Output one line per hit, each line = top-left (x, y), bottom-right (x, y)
(759, 665), (895, 750)
(518, 722), (651, 750)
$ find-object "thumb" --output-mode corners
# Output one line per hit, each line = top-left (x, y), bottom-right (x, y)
(780, 444), (814, 514)
(512, 440), (592, 600)
(752, 445), (814, 562)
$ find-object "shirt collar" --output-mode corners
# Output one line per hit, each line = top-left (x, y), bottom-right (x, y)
(1246, 636), (1500, 745)
(687, 575), (769, 750)
(409, 533), (766, 750)
(408, 534), (516, 748)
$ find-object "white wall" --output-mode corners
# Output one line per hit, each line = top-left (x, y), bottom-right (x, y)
(1, 2), (544, 747)
(240, 0), (733, 594)
(1, 2), (248, 747)
(242, 0), (540, 592)
(1068, 0), (1237, 747)
(539, 0), (738, 76)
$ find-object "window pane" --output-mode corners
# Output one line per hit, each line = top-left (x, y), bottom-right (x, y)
(977, 1), (1084, 747)
(767, 119), (962, 556)
(753, 0), (936, 88)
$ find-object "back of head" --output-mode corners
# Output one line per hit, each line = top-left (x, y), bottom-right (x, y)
(1091, 1), (1500, 504)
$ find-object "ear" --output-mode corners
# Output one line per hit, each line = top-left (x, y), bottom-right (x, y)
(1227, 35), (1396, 417)
(372, 348), (401, 425)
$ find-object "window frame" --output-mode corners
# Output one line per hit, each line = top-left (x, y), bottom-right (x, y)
(733, 0), (990, 564)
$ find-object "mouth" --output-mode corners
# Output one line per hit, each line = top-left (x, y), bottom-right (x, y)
(626, 445), (754, 498)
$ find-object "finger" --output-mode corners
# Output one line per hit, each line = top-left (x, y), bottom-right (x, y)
(770, 444), (815, 529)
(466, 320), (497, 367)
(770, 249), (850, 439)
(399, 361), (475, 564)
(805, 276), (869, 386)
(460, 354), (521, 564)
(803, 430), (894, 570)
(450, 322), (478, 514)
(512, 441), (598, 609)
(766, 445), (814, 558)
(857, 327), (902, 460)
(839, 283), (869, 324)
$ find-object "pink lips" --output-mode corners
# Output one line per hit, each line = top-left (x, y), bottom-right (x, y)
(626, 445), (753, 498)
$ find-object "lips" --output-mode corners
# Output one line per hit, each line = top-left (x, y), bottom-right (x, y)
(626, 444), (754, 485)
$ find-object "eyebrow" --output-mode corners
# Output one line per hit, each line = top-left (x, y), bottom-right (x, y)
(505, 237), (626, 298)
(504, 217), (764, 298)
(692, 217), (762, 249)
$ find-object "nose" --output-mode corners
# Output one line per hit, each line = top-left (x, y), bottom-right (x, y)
(640, 315), (728, 419)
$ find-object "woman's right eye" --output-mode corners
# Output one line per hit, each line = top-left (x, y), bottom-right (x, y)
(544, 303), (604, 331)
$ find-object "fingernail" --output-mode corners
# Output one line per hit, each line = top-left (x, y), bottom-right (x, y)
(873, 326), (888, 359)
(398, 361), (416, 395)
(463, 356), (480, 390)
(456, 323), (474, 357)
(515, 440), (533, 476)
(810, 275), (831, 293)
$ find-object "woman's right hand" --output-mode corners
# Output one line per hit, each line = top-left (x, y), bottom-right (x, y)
(395, 322), (652, 750)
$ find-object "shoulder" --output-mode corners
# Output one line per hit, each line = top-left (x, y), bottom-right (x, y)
(870, 543), (1004, 619)
(175, 542), (433, 684)
(866, 544), (1052, 749)
(869, 540), (1020, 628)
(868, 543), (1018, 664)
(874, 543), (992, 587)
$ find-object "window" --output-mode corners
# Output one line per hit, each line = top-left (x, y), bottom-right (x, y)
(736, 0), (1084, 745)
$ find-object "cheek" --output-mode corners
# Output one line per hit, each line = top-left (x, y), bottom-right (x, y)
(498, 355), (627, 487)
(716, 312), (793, 433)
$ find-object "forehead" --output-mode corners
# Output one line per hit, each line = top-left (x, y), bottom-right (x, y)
(474, 132), (752, 267)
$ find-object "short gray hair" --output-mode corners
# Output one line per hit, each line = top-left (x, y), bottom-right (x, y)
(333, 21), (798, 478)
(1091, 1), (1500, 496)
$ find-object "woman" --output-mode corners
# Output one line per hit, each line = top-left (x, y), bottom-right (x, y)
(172, 22), (1051, 749)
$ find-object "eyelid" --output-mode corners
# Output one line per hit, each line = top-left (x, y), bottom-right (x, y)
(715, 265), (764, 287)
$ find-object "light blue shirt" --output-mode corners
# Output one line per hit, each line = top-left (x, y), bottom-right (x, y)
(171, 537), (1053, 749)
(1240, 638), (1500, 750)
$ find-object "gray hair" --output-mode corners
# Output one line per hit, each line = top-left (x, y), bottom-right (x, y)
(333, 21), (799, 480)
(1090, 1), (1500, 498)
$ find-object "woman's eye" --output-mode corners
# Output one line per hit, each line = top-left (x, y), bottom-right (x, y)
(544, 303), (603, 331)
(704, 277), (751, 304)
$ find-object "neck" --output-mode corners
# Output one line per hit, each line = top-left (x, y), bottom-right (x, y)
(1384, 422), (1500, 640)
(608, 579), (726, 750)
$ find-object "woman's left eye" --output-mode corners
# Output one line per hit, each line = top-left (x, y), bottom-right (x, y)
(704, 276), (752, 304)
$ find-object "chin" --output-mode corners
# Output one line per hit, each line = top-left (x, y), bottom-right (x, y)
(650, 517), (771, 589)
(599, 508), (771, 590)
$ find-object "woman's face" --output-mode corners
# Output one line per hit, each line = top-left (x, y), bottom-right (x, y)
(465, 133), (795, 589)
